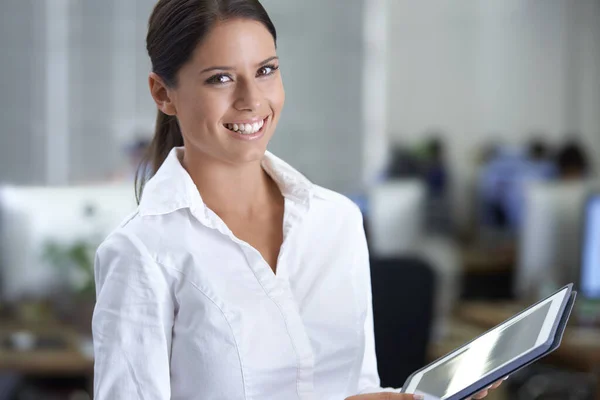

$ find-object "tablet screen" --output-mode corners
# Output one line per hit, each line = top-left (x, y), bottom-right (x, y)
(412, 302), (551, 399)
(404, 286), (569, 399)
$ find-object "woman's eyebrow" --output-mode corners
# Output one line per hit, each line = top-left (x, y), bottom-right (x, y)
(200, 56), (279, 74)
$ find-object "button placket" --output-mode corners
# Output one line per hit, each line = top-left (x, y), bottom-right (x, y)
(236, 198), (316, 399)
(192, 183), (317, 399)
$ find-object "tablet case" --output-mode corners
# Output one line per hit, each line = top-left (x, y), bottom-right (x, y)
(401, 284), (577, 400)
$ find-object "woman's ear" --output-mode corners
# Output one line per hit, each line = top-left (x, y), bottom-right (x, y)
(149, 72), (177, 116)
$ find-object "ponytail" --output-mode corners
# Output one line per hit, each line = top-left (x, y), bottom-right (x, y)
(135, 110), (184, 204)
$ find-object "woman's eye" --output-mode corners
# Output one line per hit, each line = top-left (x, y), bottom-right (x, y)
(257, 64), (279, 77)
(206, 74), (232, 85)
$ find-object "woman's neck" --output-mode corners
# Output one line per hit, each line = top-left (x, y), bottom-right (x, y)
(182, 147), (280, 218)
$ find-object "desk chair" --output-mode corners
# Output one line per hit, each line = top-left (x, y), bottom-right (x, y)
(0, 373), (20, 400)
(370, 257), (436, 388)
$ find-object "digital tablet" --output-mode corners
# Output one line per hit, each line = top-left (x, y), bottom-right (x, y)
(401, 284), (576, 400)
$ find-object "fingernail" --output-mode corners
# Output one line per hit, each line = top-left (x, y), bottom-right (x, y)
(504, 376), (509, 380)
(414, 395), (424, 400)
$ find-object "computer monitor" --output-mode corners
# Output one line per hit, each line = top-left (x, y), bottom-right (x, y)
(580, 192), (600, 299)
(0, 184), (137, 302)
(516, 181), (598, 299)
(367, 180), (425, 257)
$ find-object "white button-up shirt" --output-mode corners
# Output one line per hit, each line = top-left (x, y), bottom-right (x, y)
(92, 147), (397, 400)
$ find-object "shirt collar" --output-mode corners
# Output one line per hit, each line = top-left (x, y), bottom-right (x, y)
(139, 147), (313, 218)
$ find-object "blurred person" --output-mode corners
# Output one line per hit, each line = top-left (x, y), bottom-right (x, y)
(91, 1), (502, 399)
(524, 137), (556, 179)
(476, 142), (501, 166)
(502, 138), (557, 229)
(423, 137), (452, 234)
(478, 145), (523, 230)
(424, 137), (448, 198)
(128, 137), (152, 181)
(110, 137), (152, 182)
(478, 139), (557, 232)
(386, 144), (422, 179)
(527, 138), (551, 162)
(555, 140), (591, 180)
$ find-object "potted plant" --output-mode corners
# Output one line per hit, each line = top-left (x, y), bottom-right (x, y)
(42, 236), (100, 334)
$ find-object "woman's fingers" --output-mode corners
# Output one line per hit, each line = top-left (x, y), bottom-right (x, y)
(471, 389), (489, 399)
(345, 393), (423, 400)
(348, 376), (509, 400)
(490, 379), (503, 389)
(468, 376), (507, 399)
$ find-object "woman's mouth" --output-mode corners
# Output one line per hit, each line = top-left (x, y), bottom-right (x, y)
(223, 116), (269, 141)
(224, 117), (267, 135)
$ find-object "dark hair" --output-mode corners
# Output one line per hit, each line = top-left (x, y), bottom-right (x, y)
(135, 0), (277, 203)
(527, 138), (551, 160)
(556, 141), (590, 178)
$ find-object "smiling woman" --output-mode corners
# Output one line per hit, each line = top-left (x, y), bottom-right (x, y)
(136, 1), (283, 203)
(90, 1), (489, 400)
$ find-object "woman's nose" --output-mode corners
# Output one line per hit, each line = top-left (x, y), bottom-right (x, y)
(233, 81), (262, 112)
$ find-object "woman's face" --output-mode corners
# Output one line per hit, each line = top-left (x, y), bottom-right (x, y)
(153, 18), (284, 165)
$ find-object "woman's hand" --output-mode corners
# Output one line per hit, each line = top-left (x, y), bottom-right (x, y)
(345, 394), (423, 400)
(466, 378), (505, 399)
(345, 378), (505, 400)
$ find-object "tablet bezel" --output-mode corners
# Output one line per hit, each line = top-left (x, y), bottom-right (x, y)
(403, 285), (571, 398)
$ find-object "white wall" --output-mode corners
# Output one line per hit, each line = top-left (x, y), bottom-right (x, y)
(572, 0), (600, 162)
(0, 0), (152, 185)
(361, 0), (389, 185)
(0, 0), (47, 184)
(386, 0), (600, 227)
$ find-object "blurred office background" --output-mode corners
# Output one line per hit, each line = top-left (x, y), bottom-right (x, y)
(1, 0), (600, 399)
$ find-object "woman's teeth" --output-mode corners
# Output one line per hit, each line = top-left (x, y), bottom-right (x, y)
(225, 119), (264, 135)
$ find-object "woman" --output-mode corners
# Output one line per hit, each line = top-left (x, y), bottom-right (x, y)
(92, 1), (501, 399)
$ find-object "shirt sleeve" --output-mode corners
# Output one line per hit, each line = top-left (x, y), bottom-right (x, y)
(92, 233), (175, 400)
(354, 210), (402, 395)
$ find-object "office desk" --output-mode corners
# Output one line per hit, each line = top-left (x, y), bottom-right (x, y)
(431, 302), (600, 400)
(461, 246), (515, 274)
(0, 320), (93, 375)
(459, 245), (516, 299)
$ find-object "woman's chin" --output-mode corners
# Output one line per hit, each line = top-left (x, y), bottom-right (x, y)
(233, 145), (270, 164)
(223, 132), (272, 163)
